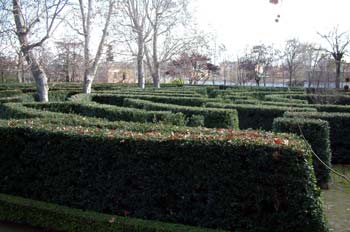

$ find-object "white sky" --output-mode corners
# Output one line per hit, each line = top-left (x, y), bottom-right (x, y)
(192, 0), (350, 58)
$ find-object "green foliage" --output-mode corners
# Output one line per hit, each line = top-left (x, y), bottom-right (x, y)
(24, 102), (184, 125)
(266, 93), (350, 105)
(264, 94), (309, 104)
(0, 90), (22, 98)
(123, 98), (239, 129)
(169, 79), (185, 86)
(0, 120), (327, 232)
(205, 102), (316, 130)
(91, 94), (220, 107)
(162, 112), (187, 126)
(188, 115), (205, 127)
(284, 111), (350, 164)
(273, 117), (332, 188)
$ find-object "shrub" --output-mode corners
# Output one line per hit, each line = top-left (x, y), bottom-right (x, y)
(264, 94), (309, 104)
(273, 117), (331, 188)
(91, 94), (221, 107)
(205, 102), (316, 130)
(284, 111), (350, 164)
(0, 90), (22, 98)
(123, 98), (239, 129)
(169, 79), (185, 86)
(162, 112), (187, 126)
(266, 93), (350, 105)
(0, 120), (327, 231)
(24, 102), (185, 125)
(188, 115), (205, 127)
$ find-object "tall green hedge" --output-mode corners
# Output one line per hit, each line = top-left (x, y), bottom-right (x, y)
(24, 102), (182, 124)
(0, 120), (327, 232)
(123, 98), (239, 129)
(0, 90), (22, 98)
(284, 111), (350, 164)
(0, 102), (186, 126)
(205, 102), (316, 130)
(272, 117), (331, 188)
(91, 94), (222, 107)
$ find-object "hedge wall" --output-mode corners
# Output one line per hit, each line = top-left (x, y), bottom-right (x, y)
(24, 102), (186, 125)
(123, 98), (239, 129)
(0, 90), (22, 98)
(266, 93), (350, 105)
(0, 193), (222, 232)
(264, 94), (309, 104)
(284, 111), (350, 164)
(205, 102), (316, 130)
(91, 94), (222, 107)
(0, 120), (327, 232)
(272, 117), (331, 188)
(0, 102), (186, 126)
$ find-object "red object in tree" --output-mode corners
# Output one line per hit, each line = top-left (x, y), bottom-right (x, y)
(270, 0), (279, 4)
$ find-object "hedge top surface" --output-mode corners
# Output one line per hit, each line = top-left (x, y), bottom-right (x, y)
(284, 111), (350, 118)
(205, 102), (317, 112)
(2, 119), (308, 151)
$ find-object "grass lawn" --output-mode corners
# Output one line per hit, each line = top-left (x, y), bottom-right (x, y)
(322, 165), (350, 232)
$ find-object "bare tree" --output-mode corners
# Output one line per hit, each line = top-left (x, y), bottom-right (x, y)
(118, 0), (151, 89)
(76, 0), (115, 94)
(55, 39), (84, 82)
(0, 0), (68, 101)
(304, 44), (327, 88)
(318, 27), (350, 89)
(283, 39), (305, 87)
(144, 0), (193, 88)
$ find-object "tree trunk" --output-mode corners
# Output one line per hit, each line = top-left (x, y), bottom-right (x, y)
(13, 0), (49, 102)
(83, 72), (94, 94)
(335, 59), (341, 89)
(289, 70), (293, 87)
(151, 62), (160, 88)
(16, 53), (24, 83)
(137, 41), (145, 89)
(27, 52), (49, 102)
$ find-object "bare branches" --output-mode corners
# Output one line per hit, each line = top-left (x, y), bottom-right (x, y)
(318, 27), (350, 88)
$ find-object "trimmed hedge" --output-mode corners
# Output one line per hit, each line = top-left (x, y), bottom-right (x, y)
(0, 90), (22, 98)
(123, 98), (239, 129)
(0, 193), (222, 232)
(233, 99), (311, 108)
(24, 102), (186, 125)
(205, 102), (316, 130)
(272, 117), (331, 188)
(0, 96), (24, 104)
(314, 104), (350, 113)
(284, 111), (350, 164)
(0, 120), (327, 231)
(264, 94), (309, 104)
(91, 94), (222, 107)
(0, 102), (186, 126)
(266, 93), (350, 105)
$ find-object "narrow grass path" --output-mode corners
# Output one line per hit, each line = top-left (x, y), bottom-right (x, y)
(322, 165), (350, 232)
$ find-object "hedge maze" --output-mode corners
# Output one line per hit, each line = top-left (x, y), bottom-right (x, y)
(2, 83), (349, 231)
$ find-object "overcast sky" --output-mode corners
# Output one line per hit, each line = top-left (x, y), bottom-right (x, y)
(191, 0), (350, 58)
